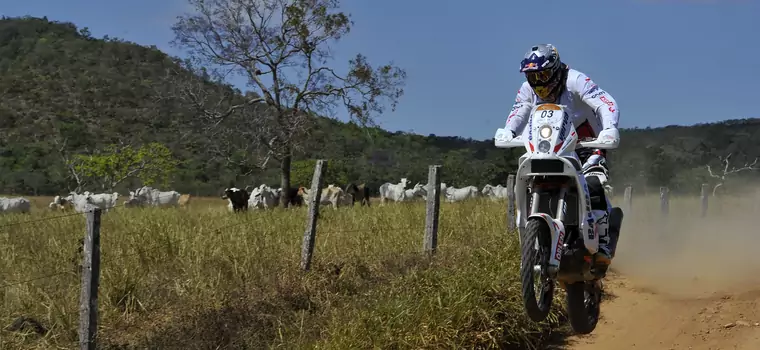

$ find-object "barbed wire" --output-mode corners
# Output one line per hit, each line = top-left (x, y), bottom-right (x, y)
(0, 190), (500, 288)
(0, 271), (72, 289)
(0, 221), (434, 289)
(0, 217), (255, 289)
(319, 224), (422, 234)
(106, 220), (253, 261)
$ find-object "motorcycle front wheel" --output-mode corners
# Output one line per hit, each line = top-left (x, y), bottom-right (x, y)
(520, 218), (555, 322)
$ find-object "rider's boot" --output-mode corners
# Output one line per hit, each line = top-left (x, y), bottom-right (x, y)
(592, 209), (612, 268)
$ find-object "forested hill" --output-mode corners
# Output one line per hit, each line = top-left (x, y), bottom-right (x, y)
(0, 16), (758, 197)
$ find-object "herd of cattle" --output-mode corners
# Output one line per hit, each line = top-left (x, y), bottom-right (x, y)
(0, 179), (526, 214)
(0, 177), (618, 214)
(204, 178), (513, 212)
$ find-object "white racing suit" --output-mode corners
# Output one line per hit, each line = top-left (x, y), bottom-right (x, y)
(505, 68), (620, 258)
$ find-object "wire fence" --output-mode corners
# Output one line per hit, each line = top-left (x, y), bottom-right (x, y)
(0, 162), (454, 348)
(2, 160), (742, 348)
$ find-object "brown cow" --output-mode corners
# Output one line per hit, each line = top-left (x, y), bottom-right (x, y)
(298, 185), (352, 209)
(178, 194), (191, 208)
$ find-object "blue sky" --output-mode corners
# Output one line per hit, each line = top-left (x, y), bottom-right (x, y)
(2, 0), (758, 140)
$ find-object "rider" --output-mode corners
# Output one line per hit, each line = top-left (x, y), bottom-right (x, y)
(500, 44), (620, 267)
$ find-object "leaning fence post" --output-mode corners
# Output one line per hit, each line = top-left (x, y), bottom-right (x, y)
(659, 186), (669, 217)
(506, 174), (516, 231)
(623, 186), (633, 214)
(300, 159), (327, 271)
(423, 165), (442, 255)
(700, 183), (709, 218)
(79, 206), (102, 350)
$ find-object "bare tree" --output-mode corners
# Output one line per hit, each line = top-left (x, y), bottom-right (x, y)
(706, 153), (758, 196)
(52, 137), (89, 193)
(169, 0), (406, 207)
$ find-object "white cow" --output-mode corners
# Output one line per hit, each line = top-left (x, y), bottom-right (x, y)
(379, 178), (410, 203)
(61, 192), (91, 213)
(249, 184), (278, 209)
(442, 185), (480, 202)
(404, 183), (428, 201)
(85, 191), (120, 212)
(0, 197), (31, 214)
(482, 184), (509, 201)
(125, 186), (181, 207)
(272, 187), (283, 204)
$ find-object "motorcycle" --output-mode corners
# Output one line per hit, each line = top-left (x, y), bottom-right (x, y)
(493, 103), (624, 334)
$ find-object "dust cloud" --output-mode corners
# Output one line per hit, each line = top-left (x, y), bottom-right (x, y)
(610, 191), (760, 299)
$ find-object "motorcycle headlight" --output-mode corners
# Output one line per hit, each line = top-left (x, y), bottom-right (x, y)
(538, 140), (551, 153)
(539, 125), (552, 139)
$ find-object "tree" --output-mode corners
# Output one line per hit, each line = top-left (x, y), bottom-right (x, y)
(53, 137), (90, 192)
(290, 159), (349, 187)
(706, 153), (758, 196)
(169, 0), (406, 207)
(73, 142), (180, 191)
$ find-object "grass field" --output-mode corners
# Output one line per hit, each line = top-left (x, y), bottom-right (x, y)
(0, 195), (570, 349)
(3, 191), (753, 349)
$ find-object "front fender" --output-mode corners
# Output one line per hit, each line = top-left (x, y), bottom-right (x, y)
(528, 213), (566, 267)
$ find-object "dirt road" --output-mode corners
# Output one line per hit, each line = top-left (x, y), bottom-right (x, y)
(562, 201), (760, 350)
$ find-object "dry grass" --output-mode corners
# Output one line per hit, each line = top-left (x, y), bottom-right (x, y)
(4, 190), (750, 349)
(0, 196), (570, 350)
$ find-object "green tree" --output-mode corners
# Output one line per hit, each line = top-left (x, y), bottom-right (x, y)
(170, 0), (406, 207)
(291, 159), (349, 188)
(73, 142), (180, 191)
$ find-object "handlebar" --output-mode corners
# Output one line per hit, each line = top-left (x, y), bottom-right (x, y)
(493, 128), (618, 149)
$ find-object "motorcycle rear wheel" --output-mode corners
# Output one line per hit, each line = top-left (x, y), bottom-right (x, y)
(520, 219), (555, 322)
(565, 280), (601, 334)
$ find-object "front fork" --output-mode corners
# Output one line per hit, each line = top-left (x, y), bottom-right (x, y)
(527, 185), (569, 278)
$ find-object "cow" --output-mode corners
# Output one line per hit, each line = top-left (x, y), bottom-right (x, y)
(300, 185), (352, 209)
(297, 186), (308, 198)
(48, 195), (72, 211)
(62, 192), (91, 213)
(0, 197), (31, 214)
(285, 187), (304, 207)
(222, 187), (249, 212)
(404, 183), (427, 201)
(442, 184), (480, 202)
(345, 183), (371, 206)
(125, 186), (181, 207)
(85, 192), (120, 212)
(249, 184), (278, 209)
(178, 194), (191, 208)
(379, 178), (410, 204)
(482, 184), (509, 201)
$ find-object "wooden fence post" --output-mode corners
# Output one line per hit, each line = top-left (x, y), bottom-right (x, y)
(659, 186), (669, 217)
(623, 186), (633, 214)
(79, 206), (102, 350)
(423, 165), (442, 255)
(506, 174), (516, 231)
(700, 183), (709, 218)
(300, 160), (327, 271)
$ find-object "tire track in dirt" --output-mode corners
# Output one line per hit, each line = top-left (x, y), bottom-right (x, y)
(562, 197), (760, 349)
(564, 273), (760, 349)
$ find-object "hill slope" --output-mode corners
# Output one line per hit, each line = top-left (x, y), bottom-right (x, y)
(0, 16), (758, 196)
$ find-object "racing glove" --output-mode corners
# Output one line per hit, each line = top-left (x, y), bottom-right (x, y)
(494, 128), (516, 142)
(596, 128), (620, 147)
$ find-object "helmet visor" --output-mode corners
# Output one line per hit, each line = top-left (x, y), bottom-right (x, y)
(525, 70), (554, 86)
